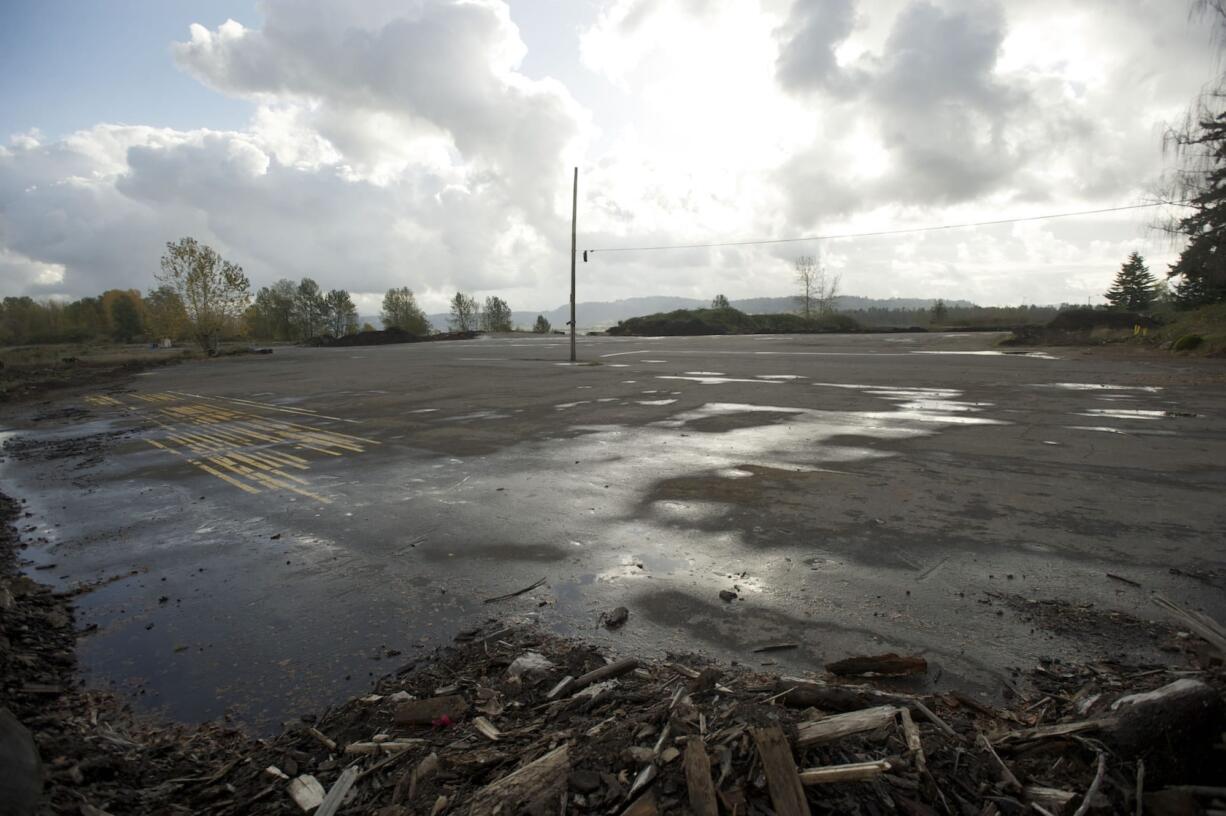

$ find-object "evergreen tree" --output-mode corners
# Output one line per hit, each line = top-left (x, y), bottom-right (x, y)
(533, 314), (551, 333)
(1105, 252), (1157, 311)
(1161, 3), (1226, 306)
(711, 294), (731, 310)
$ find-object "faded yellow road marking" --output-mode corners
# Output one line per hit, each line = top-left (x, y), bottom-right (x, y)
(93, 390), (376, 505)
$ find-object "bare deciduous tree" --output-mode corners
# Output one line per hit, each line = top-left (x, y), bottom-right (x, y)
(794, 253), (841, 321)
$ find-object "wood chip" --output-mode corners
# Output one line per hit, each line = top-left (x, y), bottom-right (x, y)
(472, 716), (501, 742)
(287, 775), (325, 812)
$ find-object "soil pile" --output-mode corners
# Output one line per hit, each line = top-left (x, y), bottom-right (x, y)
(304, 330), (478, 348)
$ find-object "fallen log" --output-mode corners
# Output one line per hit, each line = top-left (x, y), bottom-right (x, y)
(393, 695), (468, 726)
(826, 653), (927, 677)
(469, 745), (569, 816)
(1102, 678), (1224, 785)
(1002, 678), (1224, 786)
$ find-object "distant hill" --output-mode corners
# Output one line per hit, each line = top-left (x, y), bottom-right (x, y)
(422, 294), (978, 331)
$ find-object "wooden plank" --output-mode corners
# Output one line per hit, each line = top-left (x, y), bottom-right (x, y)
(798, 759), (892, 785)
(393, 695), (468, 726)
(621, 788), (659, 816)
(316, 766), (358, 816)
(751, 725), (812, 816)
(898, 708), (926, 774)
(795, 705), (899, 747)
(468, 745), (569, 816)
(683, 737), (719, 816)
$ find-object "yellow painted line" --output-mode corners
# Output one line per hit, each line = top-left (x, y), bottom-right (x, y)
(273, 418), (380, 445)
(255, 448), (311, 468)
(250, 471), (332, 504)
(270, 468), (311, 486)
(193, 462), (262, 494)
(209, 456), (256, 477)
(229, 451), (276, 472)
(165, 391), (357, 423)
(246, 449), (310, 471)
(144, 438), (185, 458)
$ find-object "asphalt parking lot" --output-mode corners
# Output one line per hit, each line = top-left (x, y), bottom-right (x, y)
(2, 331), (1224, 731)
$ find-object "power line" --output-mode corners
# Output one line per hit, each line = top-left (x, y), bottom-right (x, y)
(583, 202), (1171, 256)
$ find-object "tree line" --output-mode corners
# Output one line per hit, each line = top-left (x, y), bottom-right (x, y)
(2, 237), (552, 349)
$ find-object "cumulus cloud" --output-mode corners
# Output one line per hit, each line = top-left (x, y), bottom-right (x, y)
(775, 0), (857, 92)
(0, 0), (1217, 309)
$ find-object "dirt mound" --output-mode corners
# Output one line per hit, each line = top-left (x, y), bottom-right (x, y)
(1047, 308), (1158, 331)
(305, 329), (479, 347)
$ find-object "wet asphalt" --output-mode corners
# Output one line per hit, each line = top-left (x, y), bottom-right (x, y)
(2, 331), (1224, 732)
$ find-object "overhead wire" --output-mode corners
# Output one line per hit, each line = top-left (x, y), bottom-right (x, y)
(582, 202), (1173, 258)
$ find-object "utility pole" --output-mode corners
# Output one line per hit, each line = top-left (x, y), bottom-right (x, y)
(570, 166), (578, 362)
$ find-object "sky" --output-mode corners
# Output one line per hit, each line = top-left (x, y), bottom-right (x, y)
(0, 0), (1218, 315)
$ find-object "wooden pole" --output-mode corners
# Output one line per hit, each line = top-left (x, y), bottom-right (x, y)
(570, 167), (577, 362)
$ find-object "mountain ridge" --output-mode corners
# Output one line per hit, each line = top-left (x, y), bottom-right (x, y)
(414, 294), (977, 330)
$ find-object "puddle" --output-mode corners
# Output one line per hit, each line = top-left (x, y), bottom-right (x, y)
(756, 375), (807, 380)
(1066, 425), (1178, 436)
(440, 410), (511, 421)
(1076, 409), (1168, 421)
(1035, 383), (1162, 392)
(913, 351), (1057, 360)
(684, 371), (725, 376)
(812, 384), (1003, 426)
(658, 376), (782, 385)
(636, 399), (678, 406)
(554, 401), (592, 410)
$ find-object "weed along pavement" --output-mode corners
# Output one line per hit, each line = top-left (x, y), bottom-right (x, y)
(2, 331), (1224, 732)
